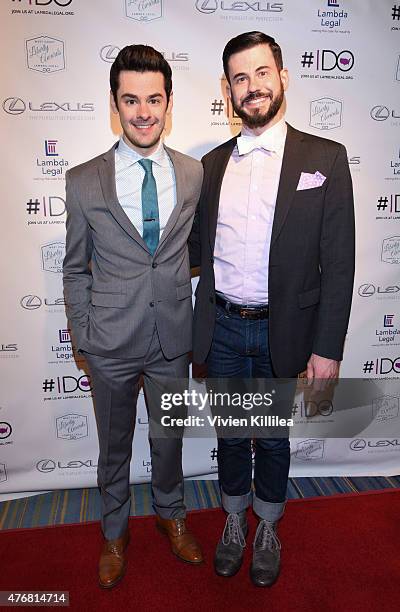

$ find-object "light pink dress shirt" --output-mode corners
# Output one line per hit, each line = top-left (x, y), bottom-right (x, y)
(214, 118), (287, 305)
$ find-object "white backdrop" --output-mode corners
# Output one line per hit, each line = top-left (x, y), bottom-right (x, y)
(1, 0), (400, 497)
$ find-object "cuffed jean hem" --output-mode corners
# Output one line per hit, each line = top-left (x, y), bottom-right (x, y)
(253, 495), (287, 522)
(221, 489), (252, 514)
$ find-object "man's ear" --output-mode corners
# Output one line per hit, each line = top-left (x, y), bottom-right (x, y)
(110, 90), (118, 114)
(280, 68), (289, 92)
(167, 91), (173, 114)
(226, 82), (232, 101)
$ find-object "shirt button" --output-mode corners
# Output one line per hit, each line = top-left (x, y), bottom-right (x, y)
(152, 262), (158, 268)
(149, 301), (155, 307)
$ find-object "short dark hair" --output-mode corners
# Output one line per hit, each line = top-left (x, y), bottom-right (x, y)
(110, 44), (172, 105)
(222, 31), (283, 82)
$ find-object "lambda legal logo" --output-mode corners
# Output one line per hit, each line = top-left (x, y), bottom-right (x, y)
(315, 0), (348, 31)
(45, 139), (58, 156)
(59, 329), (71, 343)
(384, 315), (395, 328)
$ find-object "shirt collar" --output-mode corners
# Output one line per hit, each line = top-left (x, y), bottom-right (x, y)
(239, 117), (287, 158)
(116, 136), (170, 168)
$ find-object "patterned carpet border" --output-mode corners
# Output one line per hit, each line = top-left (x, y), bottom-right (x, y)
(1, 476), (400, 531)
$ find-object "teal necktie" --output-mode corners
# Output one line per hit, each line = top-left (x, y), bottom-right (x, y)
(138, 158), (160, 255)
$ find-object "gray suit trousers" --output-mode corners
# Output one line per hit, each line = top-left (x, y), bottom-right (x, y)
(84, 325), (189, 540)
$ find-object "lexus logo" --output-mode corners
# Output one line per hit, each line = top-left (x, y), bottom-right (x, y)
(20, 295), (42, 310)
(195, 0), (218, 13)
(350, 439), (366, 451)
(358, 284), (375, 297)
(36, 459), (56, 473)
(3, 97), (26, 115)
(100, 45), (120, 62)
(370, 105), (390, 121)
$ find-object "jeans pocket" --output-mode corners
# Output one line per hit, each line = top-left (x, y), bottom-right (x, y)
(215, 305), (227, 321)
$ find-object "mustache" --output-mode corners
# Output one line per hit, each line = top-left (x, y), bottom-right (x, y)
(241, 91), (272, 105)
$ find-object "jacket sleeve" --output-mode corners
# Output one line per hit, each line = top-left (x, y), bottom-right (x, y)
(312, 144), (355, 361)
(62, 170), (93, 349)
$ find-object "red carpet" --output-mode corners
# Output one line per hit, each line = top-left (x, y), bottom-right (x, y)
(1, 491), (400, 612)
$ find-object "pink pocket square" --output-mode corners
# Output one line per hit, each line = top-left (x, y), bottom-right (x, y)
(296, 171), (326, 191)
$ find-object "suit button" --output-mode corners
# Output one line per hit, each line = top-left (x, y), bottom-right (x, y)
(209, 296), (214, 304)
(149, 301), (154, 307)
(210, 256), (214, 263)
(152, 263), (158, 268)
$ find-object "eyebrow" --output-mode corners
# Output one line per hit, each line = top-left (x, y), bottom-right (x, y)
(120, 92), (164, 100)
(232, 65), (270, 80)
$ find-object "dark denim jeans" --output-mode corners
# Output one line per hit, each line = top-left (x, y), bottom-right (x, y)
(207, 303), (290, 521)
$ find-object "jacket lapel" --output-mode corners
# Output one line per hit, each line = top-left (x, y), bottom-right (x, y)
(155, 145), (185, 253)
(270, 124), (304, 247)
(208, 138), (236, 251)
(97, 143), (149, 252)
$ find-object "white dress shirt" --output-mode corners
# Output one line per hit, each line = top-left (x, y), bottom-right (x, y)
(115, 137), (176, 239)
(214, 118), (287, 305)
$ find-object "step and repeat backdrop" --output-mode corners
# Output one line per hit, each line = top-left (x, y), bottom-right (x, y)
(1, 0), (400, 496)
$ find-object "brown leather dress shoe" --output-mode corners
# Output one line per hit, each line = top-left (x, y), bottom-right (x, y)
(98, 529), (130, 589)
(156, 517), (203, 564)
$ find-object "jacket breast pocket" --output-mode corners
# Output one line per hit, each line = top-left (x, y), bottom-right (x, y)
(295, 185), (325, 199)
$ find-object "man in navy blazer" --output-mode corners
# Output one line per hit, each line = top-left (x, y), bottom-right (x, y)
(190, 31), (355, 587)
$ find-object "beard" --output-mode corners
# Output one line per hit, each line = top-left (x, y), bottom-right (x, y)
(231, 84), (284, 129)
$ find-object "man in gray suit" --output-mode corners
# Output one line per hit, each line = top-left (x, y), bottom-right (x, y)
(63, 45), (203, 589)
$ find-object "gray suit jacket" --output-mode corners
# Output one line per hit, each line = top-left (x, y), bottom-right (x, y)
(63, 142), (203, 360)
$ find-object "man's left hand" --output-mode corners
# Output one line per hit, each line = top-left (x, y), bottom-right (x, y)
(306, 353), (339, 390)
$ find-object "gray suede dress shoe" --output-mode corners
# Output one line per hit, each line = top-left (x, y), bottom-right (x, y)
(214, 511), (248, 577)
(250, 520), (281, 587)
